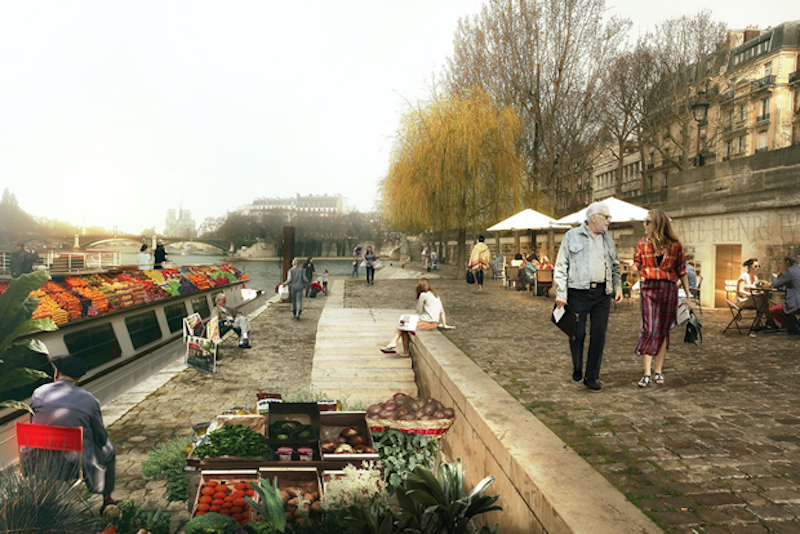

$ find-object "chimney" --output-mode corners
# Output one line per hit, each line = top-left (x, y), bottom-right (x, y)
(744, 25), (760, 43)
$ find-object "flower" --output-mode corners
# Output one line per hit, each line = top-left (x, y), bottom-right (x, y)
(310, 282), (322, 290)
(320, 461), (387, 511)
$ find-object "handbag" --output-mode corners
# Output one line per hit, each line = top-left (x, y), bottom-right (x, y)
(675, 298), (690, 328)
(684, 311), (702, 346)
(466, 270), (475, 284)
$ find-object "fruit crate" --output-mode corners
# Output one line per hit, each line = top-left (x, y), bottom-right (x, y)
(258, 467), (323, 525)
(320, 411), (379, 462)
(190, 469), (259, 528)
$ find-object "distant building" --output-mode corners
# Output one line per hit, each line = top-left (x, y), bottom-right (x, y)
(238, 194), (348, 220)
(164, 207), (197, 239)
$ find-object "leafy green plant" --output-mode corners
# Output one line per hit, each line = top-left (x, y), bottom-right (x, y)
(141, 435), (193, 502)
(0, 270), (57, 412)
(280, 386), (366, 411)
(184, 511), (239, 534)
(345, 460), (502, 534)
(108, 499), (170, 534)
(245, 477), (287, 532)
(371, 429), (439, 487)
(194, 424), (272, 459)
(0, 455), (102, 534)
(284, 509), (353, 534)
(320, 461), (388, 511)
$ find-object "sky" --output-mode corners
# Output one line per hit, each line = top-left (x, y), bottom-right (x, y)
(0, 1), (797, 235)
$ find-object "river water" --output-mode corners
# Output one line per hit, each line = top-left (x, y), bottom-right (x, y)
(119, 253), (356, 296)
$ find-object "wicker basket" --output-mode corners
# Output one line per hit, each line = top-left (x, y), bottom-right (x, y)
(367, 417), (455, 439)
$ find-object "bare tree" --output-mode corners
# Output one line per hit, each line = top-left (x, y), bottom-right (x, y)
(443, 0), (631, 213)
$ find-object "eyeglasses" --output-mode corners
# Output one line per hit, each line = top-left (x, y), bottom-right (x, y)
(753, 264), (760, 268)
(597, 213), (611, 221)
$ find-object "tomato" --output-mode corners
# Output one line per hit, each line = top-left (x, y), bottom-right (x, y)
(234, 482), (247, 490)
(218, 509), (231, 516)
(246, 489), (255, 497)
(200, 487), (215, 495)
(197, 504), (210, 511)
(199, 496), (212, 504)
(194, 511), (206, 516)
(209, 505), (222, 512)
(214, 492), (227, 500)
(240, 519), (250, 526)
(216, 484), (228, 493)
(222, 502), (234, 509)
(233, 498), (246, 507)
(224, 495), (236, 502)
(232, 513), (244, 521)
(230, 506), (243, 513)
(233, 490), (246, 498)
(206, 480), (218, 487)
(211, 499), (225, 506)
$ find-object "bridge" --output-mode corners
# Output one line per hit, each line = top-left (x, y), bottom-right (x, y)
(11, 234), (226, 254)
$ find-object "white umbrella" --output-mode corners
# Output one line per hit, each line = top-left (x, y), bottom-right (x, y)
(487, 208), (562, 232)
(555, 197), (649, 225)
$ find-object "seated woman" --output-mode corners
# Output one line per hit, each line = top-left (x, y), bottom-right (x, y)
(737, 258), (772, 329)
(510, 253), (524, 267)
(380, 278), (454, 358)
(539, 256), (553, 270)
(517, 256), (537, 291)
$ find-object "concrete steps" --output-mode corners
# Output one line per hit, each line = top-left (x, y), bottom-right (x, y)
(311, 281), (417, 406)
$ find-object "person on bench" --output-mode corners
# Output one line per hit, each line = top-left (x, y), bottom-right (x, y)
(29, 355), (117, 513)
(211, 294), (251, 348)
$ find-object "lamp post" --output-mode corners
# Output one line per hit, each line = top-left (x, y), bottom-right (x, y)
(692, 93), (710, 167)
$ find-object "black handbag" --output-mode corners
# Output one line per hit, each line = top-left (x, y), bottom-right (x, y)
(466, 270), (475, 284)
(684, 311), (702, 346)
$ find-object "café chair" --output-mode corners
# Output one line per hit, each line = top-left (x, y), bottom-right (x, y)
(723, 298), (756, 336)
(690, 275), (703, 315)
(536, 269), (553, 297)
(505, 266), (519, 290)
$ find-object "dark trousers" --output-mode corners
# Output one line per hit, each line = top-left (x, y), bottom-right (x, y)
(568, 284), (611, 380)
(366, 266), (375, 284)
(475, 269), (484, 286)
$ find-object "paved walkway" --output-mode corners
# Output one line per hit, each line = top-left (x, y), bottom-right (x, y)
(106, 264), (800, 533)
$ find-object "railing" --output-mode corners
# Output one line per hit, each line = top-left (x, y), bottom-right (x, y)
(755, 147), (768, 153)
(0, 250), (122, 276)
(789, 70), (800, 84)
(751, 74), (776, 91)
(757, 113), (771, 122)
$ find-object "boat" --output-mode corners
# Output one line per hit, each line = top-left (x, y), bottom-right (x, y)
(0, 249), (267, 467)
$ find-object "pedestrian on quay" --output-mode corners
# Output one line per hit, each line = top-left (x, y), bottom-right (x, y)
(631, 209), (692, 388)
(9, 242), (37, 278)
(769, 253), (800, 334)
(29, 355), (117, 512)
(554, 202), (622, 392)
(422, 246), (430, 270)
(468, 236), (491, 290)
(351, 254), (360, 278)
(286, 258), (308, 320)
(137, 244), (151, 270)
(303, 257), (316, 297)
(153, 242), (168, 270)
(364, 246), (377, 285)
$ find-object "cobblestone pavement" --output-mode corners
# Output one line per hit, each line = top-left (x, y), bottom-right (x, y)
(110, 266), (800, 533)
(345, 267), (800, 534)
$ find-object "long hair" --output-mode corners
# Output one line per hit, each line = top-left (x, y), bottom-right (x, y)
(415, 278), (435, 299)
(646, 209), (679, 253)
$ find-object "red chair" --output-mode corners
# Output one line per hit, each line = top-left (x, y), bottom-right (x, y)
(16, 422), (93, 513)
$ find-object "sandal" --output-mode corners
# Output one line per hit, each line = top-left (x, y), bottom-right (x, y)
(638, 375), (651, 388)
(654, 373), (665, 385)
(380, 346), (396, 354)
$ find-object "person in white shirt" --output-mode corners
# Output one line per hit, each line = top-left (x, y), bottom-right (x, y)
(380, 278), (454, 358)
(137, 244), (151, 270)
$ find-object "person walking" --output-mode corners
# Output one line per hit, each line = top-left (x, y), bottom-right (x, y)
(468, 236), (491, 290)
(631, 209), (692, 388)
(303, 258), (316, 297)
(286, 258), (308, 320)
(554, 202), (622, 392)
(364, 246), (377, 285)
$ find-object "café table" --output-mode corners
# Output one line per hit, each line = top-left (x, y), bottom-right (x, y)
(748, 286), (786, 336)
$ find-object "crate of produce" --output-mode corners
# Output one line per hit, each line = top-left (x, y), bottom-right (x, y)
(320, 411), (379, 461)
(190, 469), (259, 528)
(192, 422), (273, 470)
(366, 393), (456, 439)
(258, 467), (322, 526)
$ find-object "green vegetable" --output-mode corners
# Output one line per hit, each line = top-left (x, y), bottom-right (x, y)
(371, 429), (439, 489)
(109, 500), (170, 534)
(141, 435), (193, 502)
(194, 424), (272, 459)
(245, 521), (281, 534)
(268, 420), (316, 440)
(184, 511), (238, 534)
(244, 478), (287, 532)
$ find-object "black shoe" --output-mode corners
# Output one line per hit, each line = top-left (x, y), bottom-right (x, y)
(239, 341), (251, 349)
(583, 378), (601, 391)
(572, 370), (582, 382)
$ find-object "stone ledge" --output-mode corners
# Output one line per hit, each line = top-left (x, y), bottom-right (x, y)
(412, 330), (661, 534)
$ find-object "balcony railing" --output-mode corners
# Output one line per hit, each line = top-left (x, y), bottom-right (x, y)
(757, 113), (771, 122)
(751, 74), (776, 91)
(789, 70), (800, 85)
(755, 147), (768, 153)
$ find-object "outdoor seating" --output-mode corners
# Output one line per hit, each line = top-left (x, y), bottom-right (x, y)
(505, 266), (519, 289)
(536, 269), (553, 297)
(690, 275), (703, 314)
(490, 254), (505, 280)
(723, 298), (756, 335)
(16, 422), (94, 514)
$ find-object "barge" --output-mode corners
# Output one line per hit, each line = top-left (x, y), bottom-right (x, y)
(0, 250), (267, 467)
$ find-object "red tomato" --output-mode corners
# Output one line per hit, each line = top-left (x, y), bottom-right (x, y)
(199, 496), (212, 504)
(230, 506), (243, 513)
(197, 503), (210, 511)
(214, 492), (227, 500)
(194, 511), (206, 516)
(233, 499), (246, 507)
(246, 489), (255, 497)
(222, 502), (234, 509)
(216, 484), (228, 493)
(209, 505), (222, 512)
(224, 496), (236, 502)
(211, 499), (225, 506)
(206, 480), (218, 487)
(200, 487), (215, 495)
(219, 509), (232, 516)
(232, 513), (245, 521)
(234, 482), (247, 490)
(233, 490), (246, 498)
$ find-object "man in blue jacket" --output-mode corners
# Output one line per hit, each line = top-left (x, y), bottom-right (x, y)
(554, 202), (623, 392)
(769, 253), (800, 334)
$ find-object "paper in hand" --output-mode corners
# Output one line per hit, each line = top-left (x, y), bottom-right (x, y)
(551, 302), (577, 339)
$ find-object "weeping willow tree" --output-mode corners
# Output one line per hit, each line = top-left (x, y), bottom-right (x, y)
(381, 88), (524, 275)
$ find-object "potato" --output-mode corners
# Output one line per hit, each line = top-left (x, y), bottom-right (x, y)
(311, 501), (322, 513)
(287, 497), (299, 507)
(303, 492), (313, 502)
(311, 491), (320, 501)
(280, 490), (291, 504)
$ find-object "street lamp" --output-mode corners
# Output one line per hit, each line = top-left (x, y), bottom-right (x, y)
(692, 93), (710, 167)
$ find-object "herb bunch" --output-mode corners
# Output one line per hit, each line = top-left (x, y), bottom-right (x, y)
(141, 435), (192, 502)
(194, 424), (272, 459)
(370, 429), (439, 488)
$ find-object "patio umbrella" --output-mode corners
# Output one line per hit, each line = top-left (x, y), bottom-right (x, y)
(555, 197), (649, 225)
(486, 208), (563, 232)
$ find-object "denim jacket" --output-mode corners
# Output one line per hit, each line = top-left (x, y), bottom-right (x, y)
(554, 222), (621, 299)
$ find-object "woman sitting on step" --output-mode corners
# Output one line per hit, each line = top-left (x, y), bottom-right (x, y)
(380, 278), (454, 358)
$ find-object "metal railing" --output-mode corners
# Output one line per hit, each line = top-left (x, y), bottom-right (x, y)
(751, 75), (776, 91)
(757, 113), (771, 122)
(1, 250), (122, 276)
(789, 70), (800, 84)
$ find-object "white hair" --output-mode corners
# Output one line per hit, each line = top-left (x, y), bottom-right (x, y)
(215, 293), (225, 303)
(291, 258), (298, 267)
(585, 202), (608, 222)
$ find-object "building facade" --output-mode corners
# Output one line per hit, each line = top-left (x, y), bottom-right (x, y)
(238, 194), (348, 221)
(164, 208), (197, 239)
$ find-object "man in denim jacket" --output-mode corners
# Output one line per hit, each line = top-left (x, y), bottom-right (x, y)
(554, 202), (622, 392)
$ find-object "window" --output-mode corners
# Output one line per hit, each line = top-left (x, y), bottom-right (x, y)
(738, 135), (746, 154)
(726, 140), (733, 158)
(761, 97), (769, 117)
(740, 105), (747, 122)
(164, 301), (188, 333)
(64, 322), (122, 370)
(758, 130), (768, 151)
(191, 295), (211, 319)
(126, 310), (163, 350)
(663, 172), (669, 189)
(765, 61), (772, 76)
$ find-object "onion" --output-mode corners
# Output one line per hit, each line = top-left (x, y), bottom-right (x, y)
(367, 404), (382, 415)
(383, 402), (397, 411)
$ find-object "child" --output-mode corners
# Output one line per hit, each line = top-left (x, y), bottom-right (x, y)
(322, 269), (329, 295)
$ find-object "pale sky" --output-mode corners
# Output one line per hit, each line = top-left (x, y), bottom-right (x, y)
(0, 1), (796, 235)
